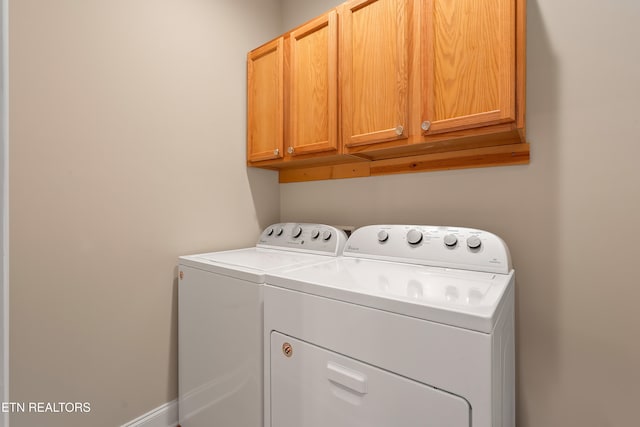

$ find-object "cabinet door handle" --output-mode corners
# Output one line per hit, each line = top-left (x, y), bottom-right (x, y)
(395, 125), (404, 136)
(273, 148), (280, 156)
(287, 146), (295, 154)
(421, 121), (431, 132)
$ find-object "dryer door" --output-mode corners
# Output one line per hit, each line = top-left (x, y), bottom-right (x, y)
(270, 332), (470, 427)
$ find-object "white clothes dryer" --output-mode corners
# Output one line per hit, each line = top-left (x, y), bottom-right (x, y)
(178, 223), (347, 427)
(264, 225), (515, 427)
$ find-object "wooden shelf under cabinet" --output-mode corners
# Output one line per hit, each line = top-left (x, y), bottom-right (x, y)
(279, 143), (529, 183)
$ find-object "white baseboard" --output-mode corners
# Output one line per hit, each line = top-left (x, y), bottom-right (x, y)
(121, 399), (178, 427)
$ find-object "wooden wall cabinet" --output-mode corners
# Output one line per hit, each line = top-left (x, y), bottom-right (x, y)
(247, 0), (529, 182)
(247, 10), (364, 174)
(345, 0), (527, 160)
(288, 11), (339, 158)
(420, 0), (516, 135)
(340, 0), (410, 149)
(247, 37), (284, 163)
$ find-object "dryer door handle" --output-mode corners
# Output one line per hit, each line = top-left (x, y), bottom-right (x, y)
(327, 362), (368, 394)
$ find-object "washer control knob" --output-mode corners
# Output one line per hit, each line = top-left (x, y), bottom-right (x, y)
(407, 229), (423, 245)
(377, 230), (389, 242)
(292, 225), (302, 238)
(322, 230), (332, 241)
(276, 227), (284, 237)
(311, 230), (320, 239)
(443, 234), (458, 247)
(467, 235), (482, 249)
(266, 228), (274, 236)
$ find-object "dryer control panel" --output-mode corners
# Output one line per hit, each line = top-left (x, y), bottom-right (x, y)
(257, 223), (348, 256)
(343, 225), (512, 274)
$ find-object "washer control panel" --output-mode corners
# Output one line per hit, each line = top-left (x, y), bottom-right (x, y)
(258, 223), (348, 256)
(343, 225), (512, 274)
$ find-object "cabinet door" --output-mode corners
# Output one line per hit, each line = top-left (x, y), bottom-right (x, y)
(421, 0), (516, 135)
(289, 11), (339, 157)
(340, 0), (409, 149)
(247, 38), (284, 162)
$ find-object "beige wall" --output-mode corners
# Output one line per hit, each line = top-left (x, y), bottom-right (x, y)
(9, 0), (640, 426)
(280, 0), (640, 426)
(9, 0), (280, 425)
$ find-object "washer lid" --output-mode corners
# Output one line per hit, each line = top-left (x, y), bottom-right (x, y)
(265, 257), (514, 333)
(179, 248), (332, 283)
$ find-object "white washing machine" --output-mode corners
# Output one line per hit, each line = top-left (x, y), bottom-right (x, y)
(178, 223), (347, 427)
(263, 225), (515, 427)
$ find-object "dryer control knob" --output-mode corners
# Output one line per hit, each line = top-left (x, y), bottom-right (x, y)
(467, 235), (482, 249)
(377, 230), (389, 243)
(443, 234), (458, 247)
(322, 230), (332, 241)
(311, 230), (320, 239)
(276, 227), (284, 236)
(292, 225), (302, 238)
(407, 229), (423, 245)
(266, 228), (274, 236)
